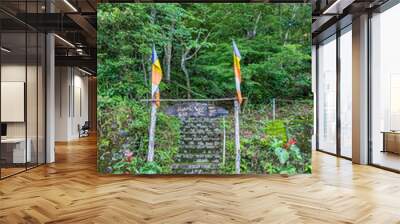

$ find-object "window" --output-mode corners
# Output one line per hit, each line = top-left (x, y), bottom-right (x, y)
(370, 3), (400, 171)
(317, 35), (337, 154)
(339, 26), (352, 158)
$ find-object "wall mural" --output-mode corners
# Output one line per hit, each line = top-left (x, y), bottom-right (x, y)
(97, 3), (313, 175)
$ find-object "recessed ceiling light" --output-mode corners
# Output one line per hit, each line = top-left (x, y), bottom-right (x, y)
(323, 0), (355, 15)
(54, 34), (75, 48)
(78, 67), (93, 76)
(1, 47), (11, 53)
(63, 0), (78, 12)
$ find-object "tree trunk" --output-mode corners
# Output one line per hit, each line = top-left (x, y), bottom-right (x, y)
(179, 32), (210, 99)
(181, 53), (191, 99)
(141, 56), (148, 85)
(164, 42), (172, 82)
(147, 101), (157, 162)
(164, 20), (175, 82)
(247, 11), (262, 39)
(234, 100), (241, 174)
(283, 5), (299, 45)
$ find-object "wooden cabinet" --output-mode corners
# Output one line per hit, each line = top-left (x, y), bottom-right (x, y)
(382, 132), (400, 154)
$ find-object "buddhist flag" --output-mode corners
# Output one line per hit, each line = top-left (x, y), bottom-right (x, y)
(151, 46), (163, 107)
(232, 40), (243, 104)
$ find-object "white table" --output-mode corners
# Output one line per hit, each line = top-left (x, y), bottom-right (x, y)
(1, 138), (31, 163)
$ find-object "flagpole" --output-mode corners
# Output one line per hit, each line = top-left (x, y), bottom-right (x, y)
(234, 99), (241, 174)
(232, 39), (241, 174)
(147, 44), (158, 162)
(147, 100), (157, 162)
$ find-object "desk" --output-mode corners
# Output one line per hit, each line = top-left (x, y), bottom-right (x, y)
(1, 138), (31, 163)
(382, 131), (400, 154)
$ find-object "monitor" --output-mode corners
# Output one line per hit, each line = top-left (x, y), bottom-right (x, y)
(1, 123), (7, 137)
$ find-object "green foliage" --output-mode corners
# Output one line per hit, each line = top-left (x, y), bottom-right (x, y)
(97, 3), (311, 102)
(97, 96), (180, 174)
(220, 101), (312, 175)
(265, 120), (287, 143)
(268, 138), (304, 175)
(139, 162), (162, 174)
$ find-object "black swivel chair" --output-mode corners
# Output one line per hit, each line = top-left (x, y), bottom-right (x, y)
(79, 121), (90, 138)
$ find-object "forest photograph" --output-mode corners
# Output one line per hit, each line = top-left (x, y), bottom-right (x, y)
(97, 3), (313, 175)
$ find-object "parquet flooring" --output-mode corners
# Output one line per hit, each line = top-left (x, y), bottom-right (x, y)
(0, 135), (400, 223)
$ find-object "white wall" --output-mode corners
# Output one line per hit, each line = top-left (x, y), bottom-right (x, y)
(55, 67), (89, 141)
(55, 67), (69, 141)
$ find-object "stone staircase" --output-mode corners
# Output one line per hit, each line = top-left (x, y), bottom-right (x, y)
(172, 117), (222, 174)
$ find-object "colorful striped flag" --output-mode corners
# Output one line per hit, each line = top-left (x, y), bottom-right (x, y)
(151, 46), (163, 107)
(232, 40), (243, 104)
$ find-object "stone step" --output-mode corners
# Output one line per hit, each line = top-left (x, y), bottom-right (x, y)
(181, 129), (221, 134)
(171, 163), (219, 170)
(181, 118), (221, 123)
(172, 168), (219, 174)
(180, 148), (221, 154)
(181, 119), (220, 122)
(181, 137), (221, 142)
(171, 163), (218, 169)
(179, 141), (221, 146)
(181, 121), (220, 125)
(179, 143), (222, 150)
(180, 144), (221, 150)
(181, 130), (221, 135)
(180, 135), (221, 139)
(175, 154), (221, 163)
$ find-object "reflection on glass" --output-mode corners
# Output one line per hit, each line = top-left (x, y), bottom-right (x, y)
(0, 1), (47, 179)
(27, 31), (38, 169)
(318, 35), (337, 154)
(340, 27), (352, 158)
(38, 33), (46, 165)
(371, 4), (400, 171)
(1, 32), (27, 177)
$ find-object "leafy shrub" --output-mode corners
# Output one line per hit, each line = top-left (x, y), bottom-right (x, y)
(97, 96), (180, 174)
(220, 102), (312, 174)
(265, 120), (287, 143)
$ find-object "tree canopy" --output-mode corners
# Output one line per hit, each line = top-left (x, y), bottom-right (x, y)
(97, 3), (312, 103)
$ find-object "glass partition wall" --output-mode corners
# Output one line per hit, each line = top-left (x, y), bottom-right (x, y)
(370, 3), (400, 171)
(316, 25), (353, 159)
(339, 26), (352, 159)
(317, 34), (337, 155)
(0, 3), (46, 179)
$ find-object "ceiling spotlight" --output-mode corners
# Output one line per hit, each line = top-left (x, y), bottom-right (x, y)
(54, 34), (75, 48)
(1, 47), (11, 53)
(78, 67), (93, 76)
(63, 0), (78, 12)
(322, 0), (355, 15)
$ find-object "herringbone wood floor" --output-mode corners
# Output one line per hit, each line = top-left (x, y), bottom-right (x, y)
(1, 135), (400, 224)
